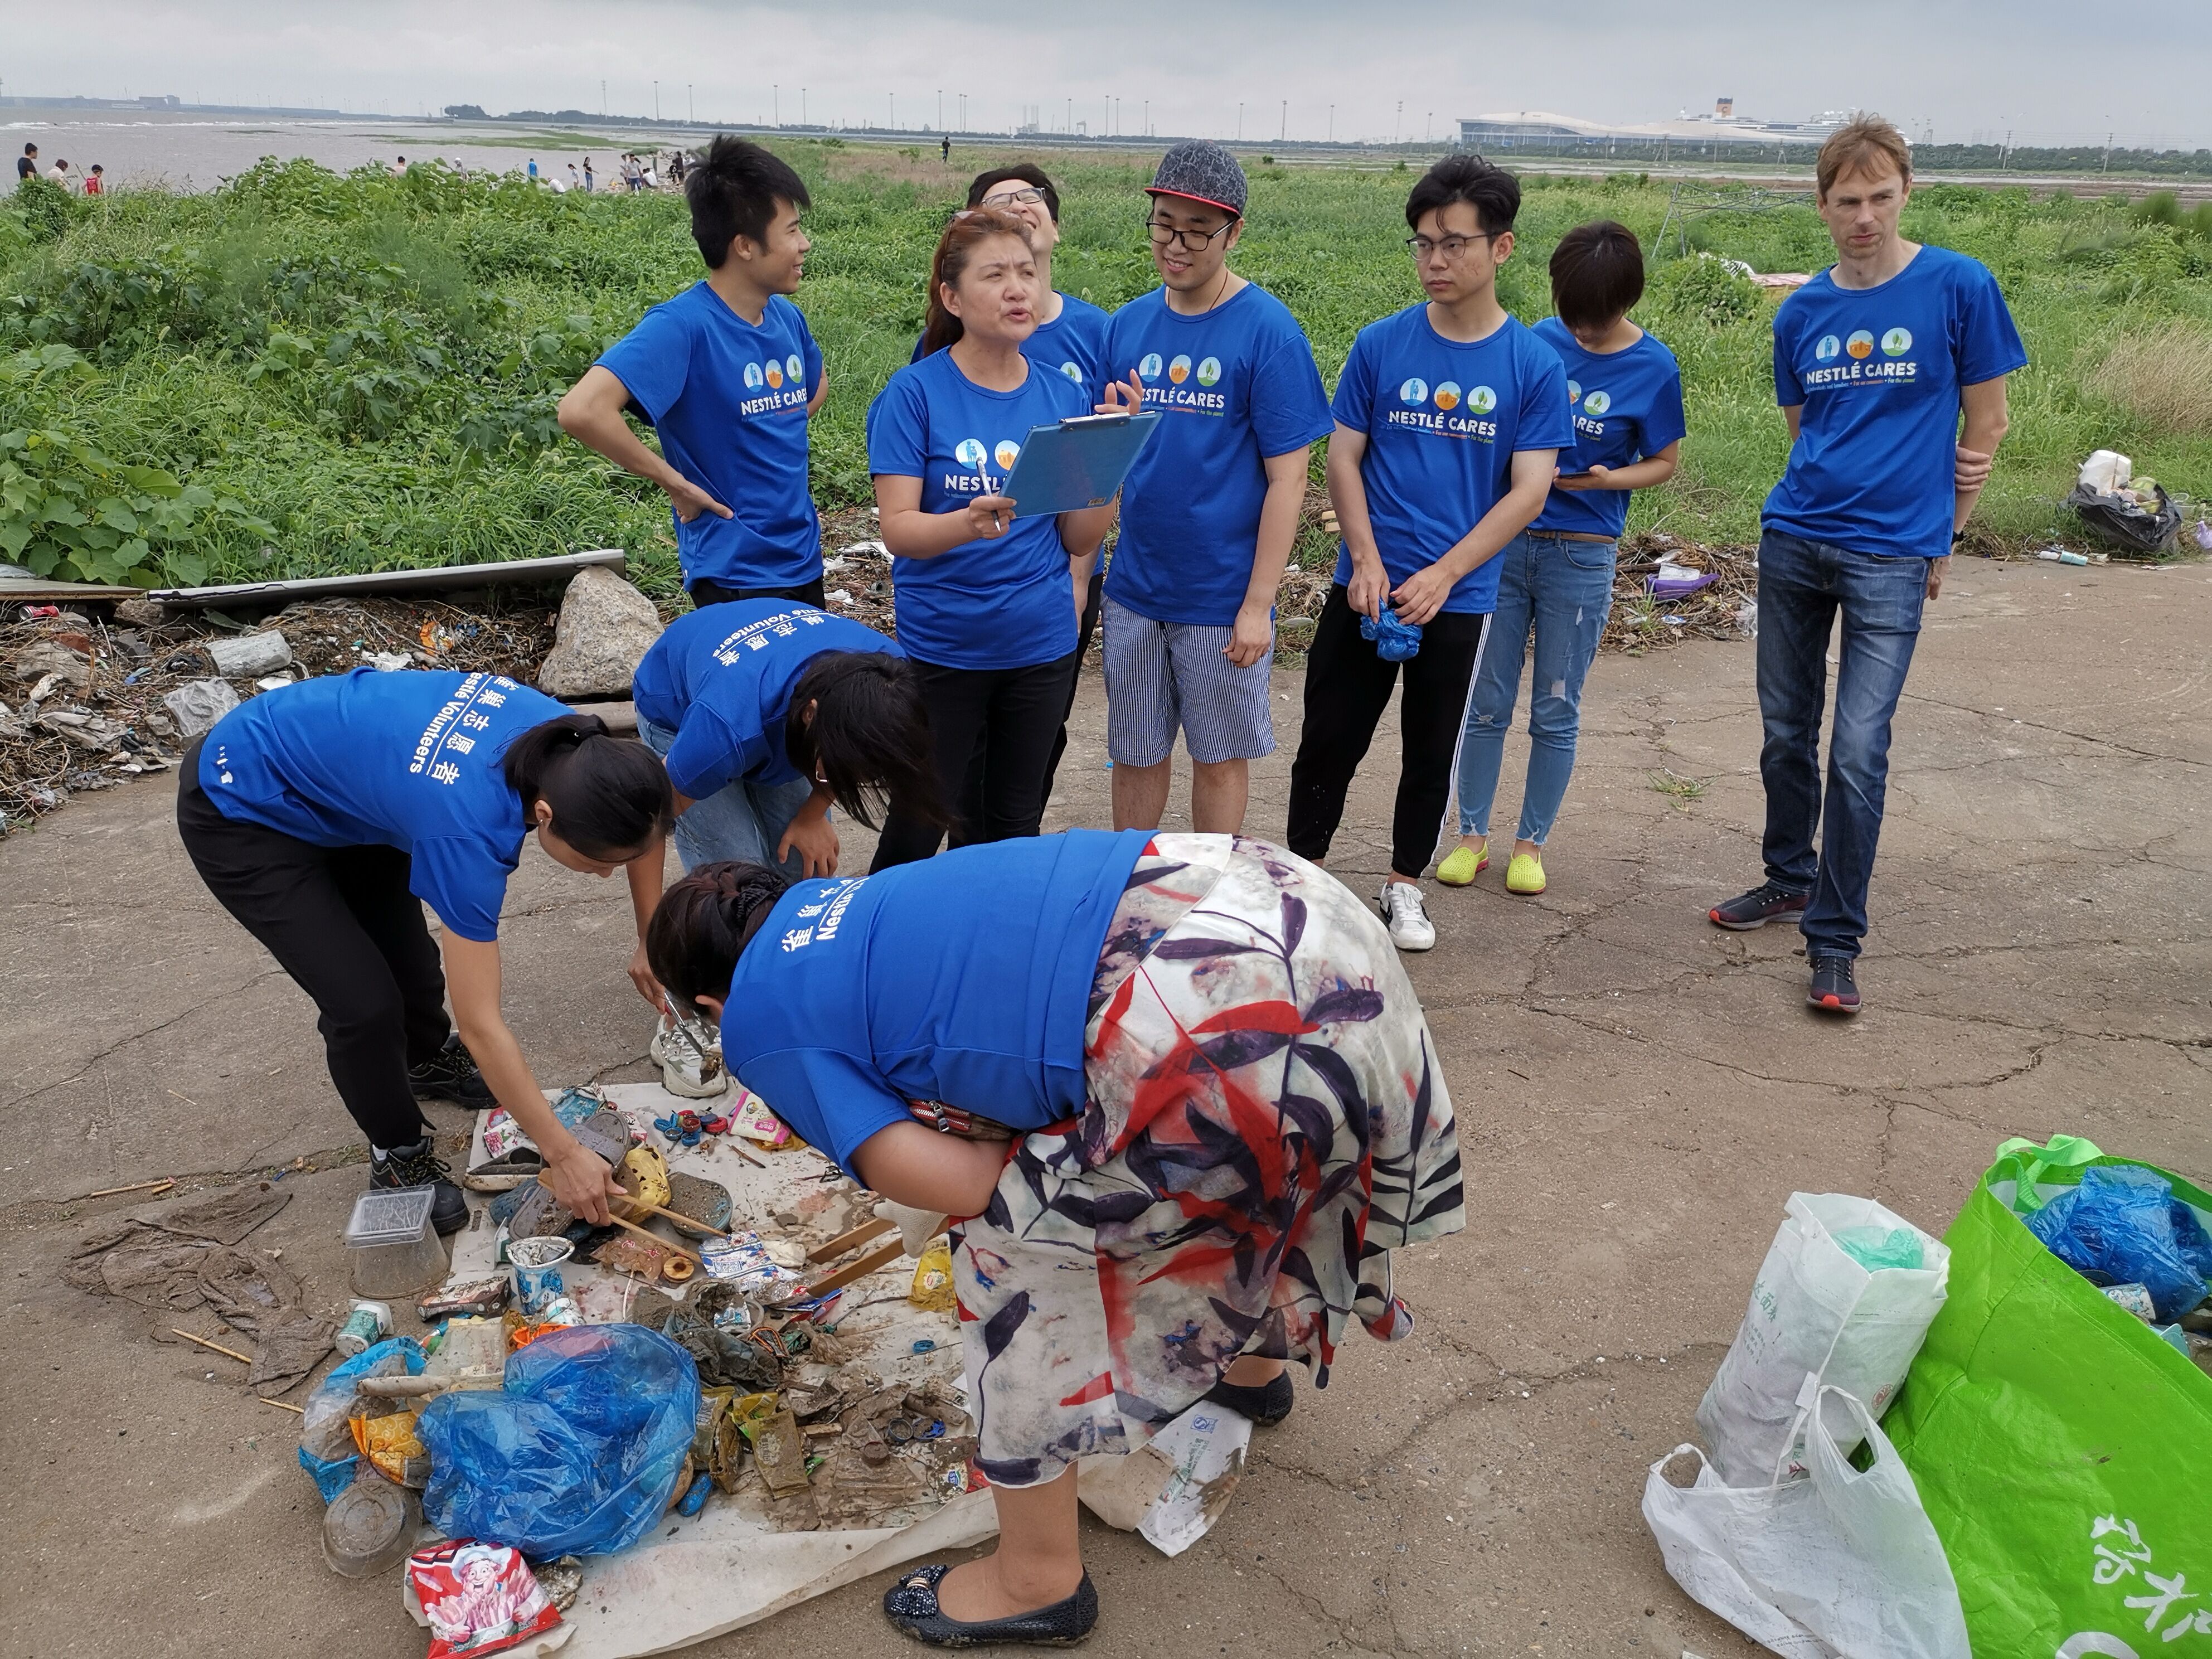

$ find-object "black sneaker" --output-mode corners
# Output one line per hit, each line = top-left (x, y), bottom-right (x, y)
(1709, 880), (1810, 931)
(409, 1035), (494, 1109)
(370, 1137), (468, 1235)
(1201, 1370), (1294, 1427)
(1807, 955), (1861, 1016)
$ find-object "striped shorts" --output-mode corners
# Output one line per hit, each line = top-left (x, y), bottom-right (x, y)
(1100, 595), (1276, 766)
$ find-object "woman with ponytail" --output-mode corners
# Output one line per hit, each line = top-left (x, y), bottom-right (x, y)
(177, 668), (673, 1231)
(863, 209), (1118, 869)
(647, 830), (1465, 1647)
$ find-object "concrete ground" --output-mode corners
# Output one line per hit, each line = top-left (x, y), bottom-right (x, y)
(4, 555), (2208, 1659)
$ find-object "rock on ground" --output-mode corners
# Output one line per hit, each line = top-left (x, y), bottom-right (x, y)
(536, 566), (663, 699)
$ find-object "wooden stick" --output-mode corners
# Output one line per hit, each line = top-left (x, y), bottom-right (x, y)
(258, 1398), (306, 1414)
(84, 1176), (177, 1200)
(802, 1238), (907, 1297)
(600, 1210), (705, 1266)
(173, 1328), (253, 1364)
(622, 1196), (734, 1239)
(807, 1215), (895, 1263)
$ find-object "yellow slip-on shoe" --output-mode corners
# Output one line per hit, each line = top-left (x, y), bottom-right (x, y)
(1505, 851), (1546, 895)
(1436, 842), (1488, 887)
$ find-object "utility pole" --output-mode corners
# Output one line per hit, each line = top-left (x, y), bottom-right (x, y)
(938, 89), (943, 129)
(1143, 99), (1149, 135)
(600, 79), (607, 117)
(773, 85), (779, 127)
(1280, 100), (1287, 142)
(889, 93), (895, 129)
(1395, 101), (1403, 145)
(688, 84), (693, 123)
(1237, 101), (1243, 140)
(2102, 129), (2113, 174)
(653, 80), (659, 121)
(1328, 104), (1335, 143)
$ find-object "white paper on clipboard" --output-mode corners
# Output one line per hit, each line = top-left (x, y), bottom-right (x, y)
(1000, 411), (1162, 516)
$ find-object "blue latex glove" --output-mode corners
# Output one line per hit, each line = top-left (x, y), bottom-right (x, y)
(1359, 605), (1423, 662)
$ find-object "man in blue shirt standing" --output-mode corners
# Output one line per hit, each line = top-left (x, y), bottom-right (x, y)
(559, 138), (830, 607)
(1707, 116), (2024, 1015)
(1098, 141), (1333, 836)
(1286, 156), (1571, 951)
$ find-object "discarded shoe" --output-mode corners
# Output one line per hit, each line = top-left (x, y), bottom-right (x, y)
(884, 1563), (1098, 1648)
(651, 1011), (730, 1099)
(1201, 1370), (1294, 1427)
(663, 1169), (734, 1237)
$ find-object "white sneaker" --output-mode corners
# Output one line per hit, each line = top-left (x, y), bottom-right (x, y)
(649, 1012), (731, 1098)
(1377, 880), (1436, 952)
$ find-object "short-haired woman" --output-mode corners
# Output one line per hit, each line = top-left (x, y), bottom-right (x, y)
(647, 829), (1465, 1646)
(177, 670), (673, 1230)
(865, 209), (1117, 866)
(1443, 220), (1685, 897)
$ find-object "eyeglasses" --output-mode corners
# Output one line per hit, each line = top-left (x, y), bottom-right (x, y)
(1404, 232), (1502, 261)
(1146, 216), (1236, 253)
(981, 187), (1046, 207)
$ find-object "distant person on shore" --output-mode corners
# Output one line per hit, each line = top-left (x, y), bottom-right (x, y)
(527, 157), (539, 181)
(559, 137), (828, 609)
(48, 159), (74, 191)
(1094, 140), (1333, 839)
(642, 154), (659, 190)
(1286, 155), (1571, 952)
(83, 164), (104, 197)
(583, 157), (595, 192)
(1706, 114), (2024, 1016)
(390, 155), (407, 177)
(940, 134), (951, 163)
(17, 143), (37, 182)
(567, 162), (583, 191)
(1445, 219), (1684, 902)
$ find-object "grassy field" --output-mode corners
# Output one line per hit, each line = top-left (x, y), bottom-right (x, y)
(3, 143), (2209, 596)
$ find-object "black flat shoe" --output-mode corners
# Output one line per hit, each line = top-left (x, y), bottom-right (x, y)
(1201, 1370), (1294, 1427)
(884, 1563), (1098, 1647)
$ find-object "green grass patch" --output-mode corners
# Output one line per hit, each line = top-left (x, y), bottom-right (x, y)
(3, 151), (2208, 595)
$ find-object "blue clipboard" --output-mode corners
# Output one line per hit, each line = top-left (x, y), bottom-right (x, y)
(1001, 411), (1162, 516)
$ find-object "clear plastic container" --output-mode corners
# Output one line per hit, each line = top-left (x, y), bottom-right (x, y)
(343, 1188), (449, 1297)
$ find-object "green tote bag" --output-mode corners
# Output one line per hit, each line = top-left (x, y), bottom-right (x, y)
(1885, 1136), (2212, 1658)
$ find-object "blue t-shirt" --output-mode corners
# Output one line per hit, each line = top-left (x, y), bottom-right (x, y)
(1330, 307), (1575, 615)
(198, 670), (568, 942)
(632, 600), (901, 800)
(1529, 318), (1687, 540)
(864, 348), (1090, 670)
(1764, 245), (2027, 559)
(721, 828), (1151, 1177)
(1101, 284), (1333, 626)
(596, 285), (824, 592)
(908, 291), (1112, 399)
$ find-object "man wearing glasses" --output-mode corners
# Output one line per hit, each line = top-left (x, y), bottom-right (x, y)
(1096, 140), (1332, 837)
(1285, 154), (1570, 951)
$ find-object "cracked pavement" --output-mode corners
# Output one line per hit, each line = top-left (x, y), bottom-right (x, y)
(3, 555), (2208, 1658)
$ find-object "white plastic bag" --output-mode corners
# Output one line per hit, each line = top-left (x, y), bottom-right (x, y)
(1643, 1385), (1970, 1659)
(2078, 449), (2132, 493)
(1697, 1194), (1949, 1486)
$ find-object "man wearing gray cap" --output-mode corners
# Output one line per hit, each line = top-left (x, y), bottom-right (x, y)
(1096, 140), (1332, 836)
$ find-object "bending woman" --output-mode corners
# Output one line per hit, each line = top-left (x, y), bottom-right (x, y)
(864, 208), (1116, 868)
(633, 598), (948, 877)
(648, 830), (1464, 1647)
(178, 668), (673, 1231)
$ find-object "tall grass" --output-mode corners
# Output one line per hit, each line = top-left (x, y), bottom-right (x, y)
(3, 152), (2209, 595)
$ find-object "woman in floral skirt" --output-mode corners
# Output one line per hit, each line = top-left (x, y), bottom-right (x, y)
(646, 827), (1465, 1647)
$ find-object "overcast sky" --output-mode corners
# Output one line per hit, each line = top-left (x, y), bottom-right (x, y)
(10, 0), (2211, 149)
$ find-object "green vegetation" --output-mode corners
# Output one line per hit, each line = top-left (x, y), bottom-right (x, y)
(4, 149), (2209, 595)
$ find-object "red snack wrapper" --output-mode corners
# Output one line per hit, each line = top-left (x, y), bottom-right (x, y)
(406, 1540), (562, 1658)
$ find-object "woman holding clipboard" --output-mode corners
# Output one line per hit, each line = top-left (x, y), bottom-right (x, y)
(865, 208), (1117, 868)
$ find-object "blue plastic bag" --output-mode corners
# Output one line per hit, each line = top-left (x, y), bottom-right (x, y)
(1359, 606), (1422, 662)
(297, 1335), (424, 1501)
(2022, 1164), (2212, 1321)
(416, 1323), (700, 1558)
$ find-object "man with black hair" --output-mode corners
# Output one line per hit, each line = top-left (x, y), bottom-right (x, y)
(17, 143), (38, 183)
(559, 137), (830, 607)
(1286, 153), (1571, 952)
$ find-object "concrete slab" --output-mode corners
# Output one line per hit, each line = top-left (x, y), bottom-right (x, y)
(3, 554), (2207, 1659)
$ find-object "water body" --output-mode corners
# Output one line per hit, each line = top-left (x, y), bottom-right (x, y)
(2, 106), (712, 191)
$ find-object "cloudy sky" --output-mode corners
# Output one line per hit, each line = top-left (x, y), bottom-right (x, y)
(11, 0), (2211, 149)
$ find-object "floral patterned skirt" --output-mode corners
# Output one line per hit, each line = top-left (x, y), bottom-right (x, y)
(953, 834), (1466, 1487)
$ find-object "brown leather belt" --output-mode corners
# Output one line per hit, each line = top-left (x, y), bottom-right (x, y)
(1528, 529), (1616, 544)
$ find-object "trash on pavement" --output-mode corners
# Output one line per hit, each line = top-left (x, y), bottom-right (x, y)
(324, 1469), (423, 1579)
(2019, 1162), (2212, 1321)
(405, 1540), (567, 1659)
(1644, 1382), (1970, 1659)
(336, 1298), (395, 1357)
(1697, 1192), (1950, 1486)
(161, 676), (240, 738)
(344, 1187), (451, 1298)
(205, 628), (293, 678)
(2065, 448), (2184, 555)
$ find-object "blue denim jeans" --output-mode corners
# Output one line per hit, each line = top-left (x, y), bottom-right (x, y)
(1456, 530), (1618, 844)
(1754, 528), (1929, 959)
(638, 716), (812, 878)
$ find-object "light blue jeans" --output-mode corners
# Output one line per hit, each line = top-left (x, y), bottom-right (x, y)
(1456, 530), (1618, 845)
(638, 716), (812, 877)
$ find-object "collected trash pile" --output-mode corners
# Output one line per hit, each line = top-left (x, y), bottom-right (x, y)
(1646, 1135), (2212, 1659)
(2067, 449), (2198, 557)
(1606, 534), (1760, 651)
(0, 595), (559, 832)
